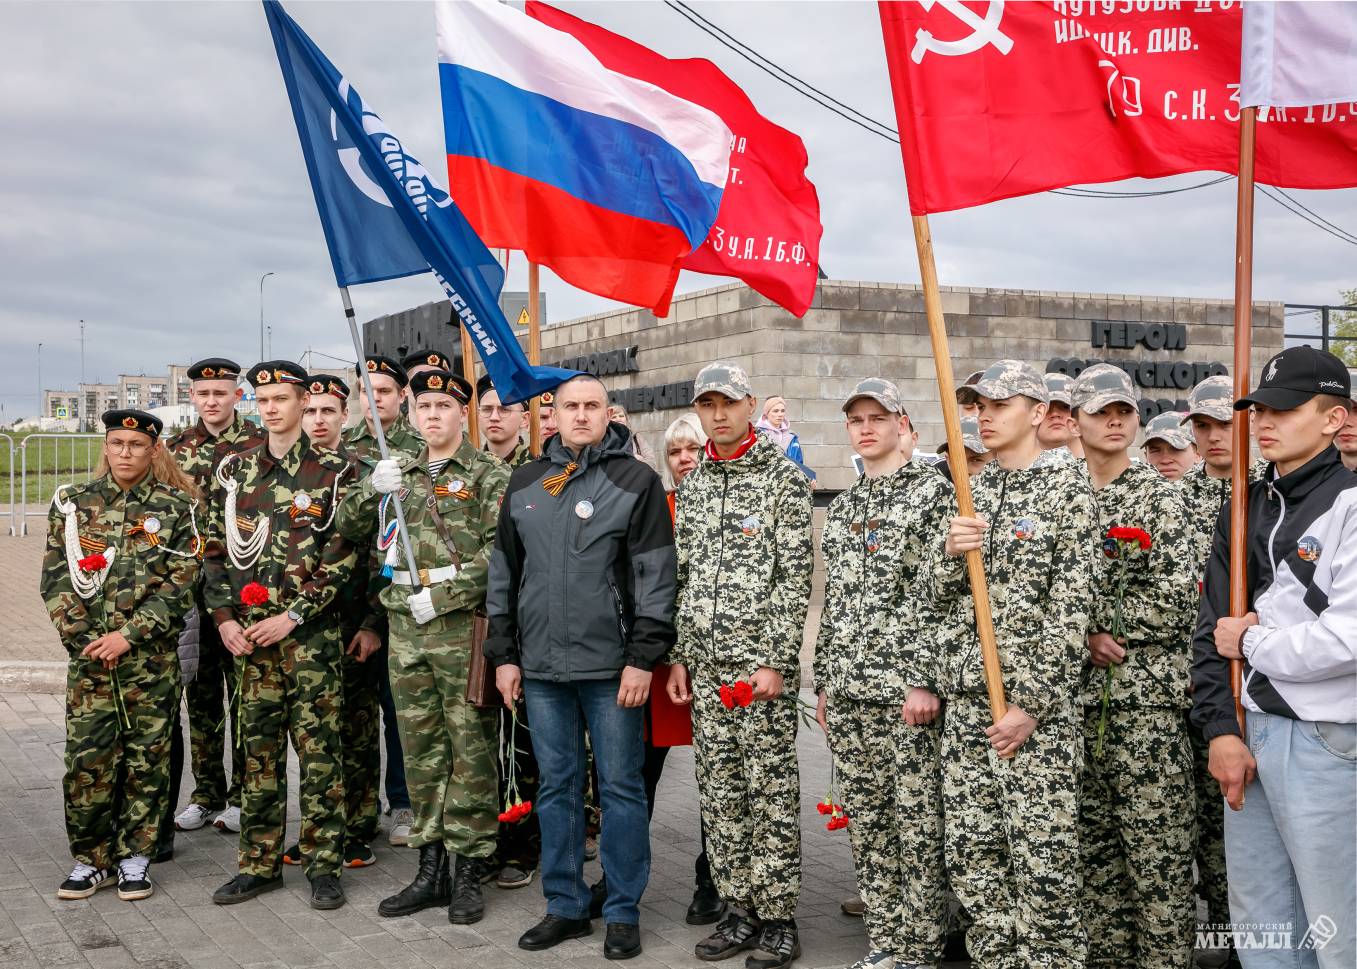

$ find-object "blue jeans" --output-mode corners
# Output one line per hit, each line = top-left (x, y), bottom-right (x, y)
(1226, 711), (1356, 969)
(377, 646), (409, 811)
(524, 677), (649, 925)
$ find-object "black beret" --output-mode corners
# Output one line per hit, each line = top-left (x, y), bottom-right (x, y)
(247, 360), (307, 388)
(358, 355), (408, 387)
(187, 358), (241, 381)
(102, 408), (163, 439)
(409, 370), (471, 404)
(305, 374), (349, 400)
(401, 349), (453, 373)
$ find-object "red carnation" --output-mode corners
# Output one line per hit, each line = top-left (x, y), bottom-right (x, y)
(497, 808), (513, 823)
(1107, 526), (1152, 551)
(719, 684), (735, 709)
(816, 799), (833, 815)
(76, 553), (107, 573)
(826, 812), (850, 831)
(240, 582), (270, 607)
(732, 681), (754, 707)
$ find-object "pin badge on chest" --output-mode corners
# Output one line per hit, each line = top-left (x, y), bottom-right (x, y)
(143, 516), (161, 535)
(575, 499), (595, 520)
(293, 493), (312, 511)
(449, 479), (465, 494)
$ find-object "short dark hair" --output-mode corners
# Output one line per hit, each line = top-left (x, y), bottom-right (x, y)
(556, 373), (608, 400)
(1313, 394), (1353, 415)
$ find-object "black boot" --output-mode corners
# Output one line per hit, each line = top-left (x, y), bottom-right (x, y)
(589, 877), (607, 919)
(378, 844), (450, 917)
(448, 855), (486, 925)
(687, 874), (726, 926)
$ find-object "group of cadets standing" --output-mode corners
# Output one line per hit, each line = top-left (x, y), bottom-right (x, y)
(39, 342), (1356, 969)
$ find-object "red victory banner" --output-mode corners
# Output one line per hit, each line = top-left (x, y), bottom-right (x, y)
(879, 0), (1357, 215)
(527, 1), (823, 317)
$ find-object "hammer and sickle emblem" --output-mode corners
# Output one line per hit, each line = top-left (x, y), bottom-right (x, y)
(911, 0), (1013, 63)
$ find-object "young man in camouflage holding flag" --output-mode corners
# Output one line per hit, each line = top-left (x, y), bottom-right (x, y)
(931, 359), (1098, 969)
(165, 358), (266, 837)
(337, 369), (509, 925)
(814, 378), (953, 969)
(666, 362), (814, 969)
(204, 361), (356, 911)
(43, 409), (201, 902)
(1070, 364), (1198, 969)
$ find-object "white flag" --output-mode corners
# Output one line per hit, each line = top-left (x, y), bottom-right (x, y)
(1242, 1), (1357, 108)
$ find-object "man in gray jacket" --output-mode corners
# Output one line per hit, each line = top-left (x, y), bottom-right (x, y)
(486, 374), (677, 962)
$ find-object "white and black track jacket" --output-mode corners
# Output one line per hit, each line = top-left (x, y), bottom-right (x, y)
(1191, 446), (1357, 740)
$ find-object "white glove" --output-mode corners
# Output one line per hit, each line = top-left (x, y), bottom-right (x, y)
(408, 589), (436, 625)
(371, 459), (403, 495)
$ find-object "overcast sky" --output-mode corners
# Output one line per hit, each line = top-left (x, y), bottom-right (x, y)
(2, 0), (1354, 420)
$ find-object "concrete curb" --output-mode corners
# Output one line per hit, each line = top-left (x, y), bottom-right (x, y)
(0, 660), (65, 694)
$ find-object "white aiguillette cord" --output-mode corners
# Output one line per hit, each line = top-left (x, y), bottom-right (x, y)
(216, 459), (270, 571)
(54, 484), (117, 601)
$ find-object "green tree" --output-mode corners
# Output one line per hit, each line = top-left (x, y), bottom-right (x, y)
(1334, 288), (1357, 366)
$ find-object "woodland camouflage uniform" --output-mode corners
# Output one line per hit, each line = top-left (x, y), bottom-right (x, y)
(814, 452), (953, 965)
(42, 472), (201, 869)
(203, 433), (356, 880)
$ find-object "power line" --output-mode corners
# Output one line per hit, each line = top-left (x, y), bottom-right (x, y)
(1257, 185), (1357, 246)
(1267, 186), (1357, 244)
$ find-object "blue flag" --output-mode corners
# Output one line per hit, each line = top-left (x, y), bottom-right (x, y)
(263, 0), (575, 403)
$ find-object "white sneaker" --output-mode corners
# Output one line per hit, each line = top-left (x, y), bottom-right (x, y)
(57, 862), (115, 900)
(116, 856), (153, 901)
(212, 806), (241, 833)
(846, 952), (895, 969)
(388, 808), (414, 847)
(174, 804), (214, 831)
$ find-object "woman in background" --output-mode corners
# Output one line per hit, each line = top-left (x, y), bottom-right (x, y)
(756, 396), (816, 482)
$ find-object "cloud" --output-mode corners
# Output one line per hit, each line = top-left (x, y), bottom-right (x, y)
(1, 0), (1352, 421)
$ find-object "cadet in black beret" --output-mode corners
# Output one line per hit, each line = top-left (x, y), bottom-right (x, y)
(409, 370), (471, 404)
(401, 349), (453, 377)
(102, 408), (164, 439)
(246, 361), (307, 388)
(358, 356), (409, 388)
(306, 374), (350, 401)
(188, 358), (243, 382)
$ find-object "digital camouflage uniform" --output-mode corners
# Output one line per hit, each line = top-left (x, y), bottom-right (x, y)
(1081, 461), (1198, 969)
(671, 429), (814, 921)
(928, 450), (1098, 969)
(488, 437), (542, 870)
(814, 458), (953, 964)
(203, 434), (356, 879)
(42, 473), (201, 869)
(340, 413), (424, 834)
(337, 439), (509, 859)
(166, 413), (266, 810)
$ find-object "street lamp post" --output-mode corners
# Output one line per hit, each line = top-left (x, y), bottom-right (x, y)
(37, 342), (43, 421)
(259, 272), (275, 361)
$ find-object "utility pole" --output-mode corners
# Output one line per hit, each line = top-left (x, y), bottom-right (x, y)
(37, 342), (43, 421)
(259, 271), (275, 361)
(79, 320), (86, 430)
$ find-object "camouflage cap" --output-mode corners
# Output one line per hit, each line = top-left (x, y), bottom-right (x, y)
(954, 369), (985, 405)
(936, 415), (988, 455)
(1044, 372), (1074, 407)
(1182, 374), (1234, 423)
(971, 359), (1049, 403)
(843, 377), (904, 414)
(692, 361), (753, 401)
(1143, 411), (1194, 450)
(1071, 363), (1138, 413)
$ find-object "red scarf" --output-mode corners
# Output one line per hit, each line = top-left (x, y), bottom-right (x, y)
(705, 425), (757, 462)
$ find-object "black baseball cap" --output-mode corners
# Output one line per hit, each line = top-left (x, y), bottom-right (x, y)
(1234, 346), (1352, 412)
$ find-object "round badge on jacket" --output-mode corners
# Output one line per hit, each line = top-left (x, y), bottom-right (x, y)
(293, 493), (312, 511)
(1012, 517), (1036, 540)
(1297, 536), (1322, 562)
(143, 516), (161, 535)
(575, 500), (594, 520)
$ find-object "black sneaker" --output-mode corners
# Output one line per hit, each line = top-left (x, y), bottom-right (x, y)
(309, 873), (345, 910)
(116, 856), (153, 901)
(744, 919), (800, 969)
(57, 863), (115, 900)
(695, 911), (762, 961)
(212, 873), (284, 905)
(282, 843), (302, 866)
(343, 841), (375, 868)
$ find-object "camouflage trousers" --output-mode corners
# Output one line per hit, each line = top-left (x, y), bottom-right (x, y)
(690, 671), (800, 921)
(184, 616), (243, 809)
(942, 695), (1087, 969)
(1080, 706), (1196, 969)
(339, 643), (381, 845)
(1188, 723), (1230, 927)
(236, 627), (345, 879)
(826, 697), (947, 963)
(389, 612), (498, 858)
(64, 650), (180, 870)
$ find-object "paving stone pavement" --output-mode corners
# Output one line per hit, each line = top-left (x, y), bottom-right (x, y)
(0, 688), (981, 969)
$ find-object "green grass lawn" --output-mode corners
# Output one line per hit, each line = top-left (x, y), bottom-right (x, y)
(0, 431), (104, 506)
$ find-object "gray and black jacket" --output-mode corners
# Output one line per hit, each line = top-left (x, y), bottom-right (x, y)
(485, 423), (677, 680)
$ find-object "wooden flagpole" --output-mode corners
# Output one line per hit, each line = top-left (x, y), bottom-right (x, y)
(460, 322), (479, 449)
(528, 261), (543, 455)
(912, 215), (1008, 728)
(1228, 106), (1257, 732)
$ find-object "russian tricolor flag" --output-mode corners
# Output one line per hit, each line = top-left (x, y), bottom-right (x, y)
(435, 0), (733, 315)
